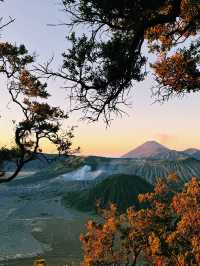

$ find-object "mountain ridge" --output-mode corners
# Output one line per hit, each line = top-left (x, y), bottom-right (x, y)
(122, 140), (199, 160)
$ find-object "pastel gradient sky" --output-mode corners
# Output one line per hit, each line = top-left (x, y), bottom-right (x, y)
(0, 0), (200, 157)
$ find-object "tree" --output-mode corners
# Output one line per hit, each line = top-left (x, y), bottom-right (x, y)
(39, 0), (200, 124)
(80, 174), (200, 266)
(0, 3), (76, 183)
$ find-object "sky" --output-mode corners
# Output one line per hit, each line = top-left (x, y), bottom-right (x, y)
(0, 0), (200, 157)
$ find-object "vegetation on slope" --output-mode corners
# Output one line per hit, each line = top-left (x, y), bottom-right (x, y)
(63, 174), (153, 213)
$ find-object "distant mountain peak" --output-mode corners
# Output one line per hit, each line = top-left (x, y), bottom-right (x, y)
(122, 140), (189, 160)
(122, 140), (169, 159)
(138, 140), (167, 148)
(144, 140), (163, 144)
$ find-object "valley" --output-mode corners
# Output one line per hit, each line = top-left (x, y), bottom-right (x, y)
(1, 141), (200, 265)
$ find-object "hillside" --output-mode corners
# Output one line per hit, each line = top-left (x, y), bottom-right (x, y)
(7, 156), (85, 186)
(183, 148), (200, 160)
(77, 156), (200, 184)
(1, 154), (200, 264)
(5, 154), (200, 186)
(63, 174), (153, 212)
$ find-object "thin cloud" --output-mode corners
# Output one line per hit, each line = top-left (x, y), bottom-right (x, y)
(152, 133), (176, 146)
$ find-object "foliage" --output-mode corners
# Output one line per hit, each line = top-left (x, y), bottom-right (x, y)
(0, 146), (21, 176)
(39, 0), (200, 123)
(80, 174), (200, 265)
(34, 259), (46, 266)
(0, 146), (21, 162)
(0, 41), (75, 182)
(0, 3), (77, 182)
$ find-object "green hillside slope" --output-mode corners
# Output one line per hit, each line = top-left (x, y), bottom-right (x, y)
(63, 174), (153, 212)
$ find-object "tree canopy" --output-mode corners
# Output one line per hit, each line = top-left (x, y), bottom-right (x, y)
(40, 0), (200, 123)
(80, 174), (200, 266)
(0, 4), (76, 182)
(1, 0), (200, 180)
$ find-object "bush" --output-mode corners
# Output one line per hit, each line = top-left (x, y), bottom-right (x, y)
(80, 174), (200, 266)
